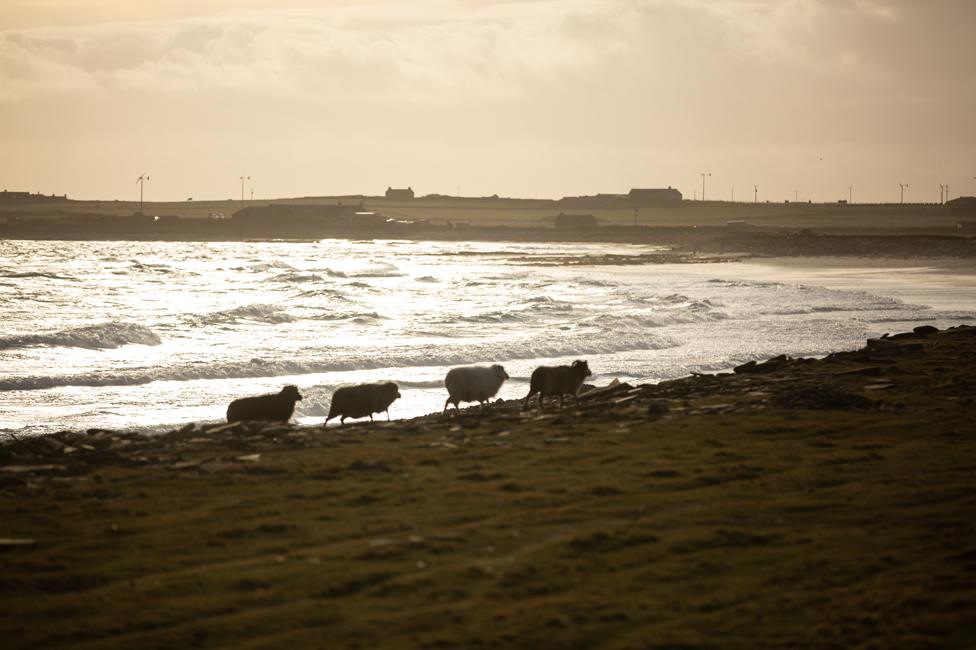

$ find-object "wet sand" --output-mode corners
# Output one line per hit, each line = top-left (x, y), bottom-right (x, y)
(2, 326), (975, 648)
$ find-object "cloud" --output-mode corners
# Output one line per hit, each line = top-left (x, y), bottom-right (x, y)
(1, 0), (973, 202)
(0, 1), (648, 103)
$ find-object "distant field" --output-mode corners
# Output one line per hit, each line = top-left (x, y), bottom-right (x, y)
(1, 195), (963, 233)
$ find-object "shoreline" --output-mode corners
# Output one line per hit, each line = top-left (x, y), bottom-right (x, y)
(3, 325), (975, 647)
(4, 224), (976, 260)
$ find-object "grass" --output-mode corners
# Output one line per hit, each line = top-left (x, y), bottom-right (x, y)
(3, 329), (976, 648)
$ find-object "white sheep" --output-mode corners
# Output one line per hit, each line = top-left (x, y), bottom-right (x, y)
(443, 365), (510, 414)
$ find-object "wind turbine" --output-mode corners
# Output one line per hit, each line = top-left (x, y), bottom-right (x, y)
(240, 175), (250, 202)
(753, 185), (758, 203)
(899, 183), (908, 204)
(700, 172), (711, 201)
(136, 173), (150, 215)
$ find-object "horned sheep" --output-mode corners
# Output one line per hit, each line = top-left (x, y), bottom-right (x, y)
(326, 382), (401, 424)
(226, 385), (303, 423)
(522, 360), (592, 410)
(443, 364), (510, 414)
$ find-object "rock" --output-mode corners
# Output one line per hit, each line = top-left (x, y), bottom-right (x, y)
(835, 366), (883, 377)
(734, 360), (759, 374)
(647, 400), (671, 416)
(53, 431), (86, 445)
(913, 325), (939, 336)
(32, 437), (66, 455)
(178, 423), (196, 435)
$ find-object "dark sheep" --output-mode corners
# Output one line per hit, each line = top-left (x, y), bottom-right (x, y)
(522, 360), (592, 410)
(226, 385), (303, 423)
(326, 382), (401, 424)
(443, 364), (510, 414)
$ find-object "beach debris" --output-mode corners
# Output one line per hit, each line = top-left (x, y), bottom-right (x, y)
(0, 538), (37, 547)
(169, 459), (207, 470)
(1, 464), (66, 473)
(236, 454), (261, 463)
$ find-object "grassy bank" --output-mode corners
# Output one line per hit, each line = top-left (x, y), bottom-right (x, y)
(2, 327), (976, 648)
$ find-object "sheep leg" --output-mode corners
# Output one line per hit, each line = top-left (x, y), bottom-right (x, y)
(443, 397), (451, 415)
(386, 410), (390, 421)
(370, 414), (374, 422)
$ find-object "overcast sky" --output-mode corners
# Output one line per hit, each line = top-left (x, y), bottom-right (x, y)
(1, 0), (974, 203)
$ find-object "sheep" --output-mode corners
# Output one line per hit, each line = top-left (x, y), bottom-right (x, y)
(226, 385), (303, 423)
(443, 364), (510, 414)
(326, 382), (401, 424)
(522, 360), (592, 410)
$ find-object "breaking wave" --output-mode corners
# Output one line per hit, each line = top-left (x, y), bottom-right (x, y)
(268, 272), (324, 283)
(0, 331), (676, 391)
(0, 270), (77, 281)
(0, 322), (161, 351)
(187, 304), (297, 326)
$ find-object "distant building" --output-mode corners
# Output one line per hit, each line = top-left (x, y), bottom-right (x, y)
(628, 187), (683, 206)
(554, 212), (597, 229)
(385, 187), (415, 200)
(947, 197), (976, 215)
(0, 190), (68, 203)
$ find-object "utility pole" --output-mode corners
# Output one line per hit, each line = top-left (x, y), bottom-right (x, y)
(700, 172), (711, 201)
(753, 185), (758, 203)
(250, 188), (254, 202)
(794, 189), (798, 202)
(849, 186), (853, 204)
(899, 183), (908, 204)
(940, 184), (945, 204)
(731, 186), (734, 202)
(240, 175), (250, 202)
(136, 173), (149, 215)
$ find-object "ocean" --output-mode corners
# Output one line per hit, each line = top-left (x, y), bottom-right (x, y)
(2, 238), (974, 437)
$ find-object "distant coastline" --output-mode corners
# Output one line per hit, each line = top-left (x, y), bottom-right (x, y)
(2, 222), (975, 260)
(2, 192), (973, 257)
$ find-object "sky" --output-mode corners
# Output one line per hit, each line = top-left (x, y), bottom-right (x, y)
(1, 0), (974, 203)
